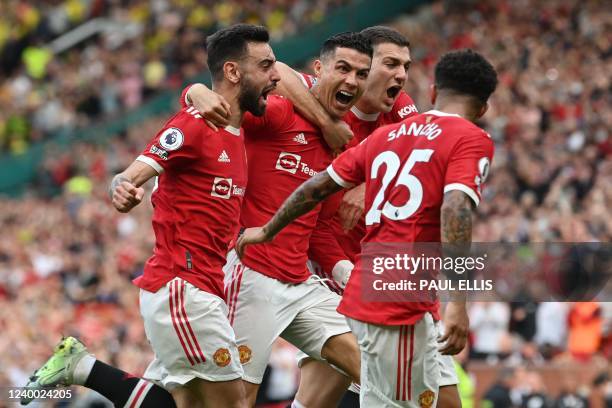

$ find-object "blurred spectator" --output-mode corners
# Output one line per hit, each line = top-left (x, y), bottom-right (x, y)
(590, 372), (612, 408)
(482, 367), (515, 408)
(469, 302), (511, 360)
(520, 372), (551, 408)
(555, 376), (589, 408)
(535, 302), (569, 359)
(568, 302), (603, 361)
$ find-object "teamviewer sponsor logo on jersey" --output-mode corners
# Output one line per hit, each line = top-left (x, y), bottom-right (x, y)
(211, 177), (233, 199)
(275, 152), (301, 174)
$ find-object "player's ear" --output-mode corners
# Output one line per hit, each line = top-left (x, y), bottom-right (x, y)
(313, 59), (323, 78)
(430, 84), (437, 105)
(224, 61), (241, 84)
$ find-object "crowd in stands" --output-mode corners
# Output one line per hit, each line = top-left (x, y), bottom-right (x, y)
(0, 0), (350, 155)
(0, 0), (610, 406)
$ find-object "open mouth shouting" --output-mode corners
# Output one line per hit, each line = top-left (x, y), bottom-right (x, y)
(386, 85), (402, 100)
(261, 84), (276, 102)
(335, 89), (356, 109)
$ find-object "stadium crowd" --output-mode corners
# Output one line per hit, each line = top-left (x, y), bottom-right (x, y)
(0, 0), (350, 154)
(0, 0), (610, 406)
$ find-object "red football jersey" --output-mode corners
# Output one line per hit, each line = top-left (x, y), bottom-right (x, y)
(239, 95), (333, 283)
(308, 91), (419, 282)
(328, 110), (494, 325)
(134, 107), (247, 300)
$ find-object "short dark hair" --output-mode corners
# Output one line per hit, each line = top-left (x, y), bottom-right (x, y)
(206, 24), (270, 82)
(320, 32), (373, 61)
(360, 26), (410, 48)
(434, 49), (498, 104)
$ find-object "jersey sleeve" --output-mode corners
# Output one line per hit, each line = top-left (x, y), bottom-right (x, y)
(443, 130), (494, 206)
(299, 72), (317, 89)
(327, 137), (369, 188)
(242, 96), (294, 137)
(136, 112), (201, 174)
(179, 85), (192, 109)
(388, 91), (419, 122)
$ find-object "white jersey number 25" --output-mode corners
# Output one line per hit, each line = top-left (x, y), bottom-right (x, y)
(365, 149), (434, 225)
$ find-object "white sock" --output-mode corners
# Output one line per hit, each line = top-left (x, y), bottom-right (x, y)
(72, 354), (96, 385)
(292, 399), (306, 408)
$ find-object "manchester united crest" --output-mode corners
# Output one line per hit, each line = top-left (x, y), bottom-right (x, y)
(213, 348), (231, 367)
(419, 390), (435, 408)
(238, 345), (252, 364)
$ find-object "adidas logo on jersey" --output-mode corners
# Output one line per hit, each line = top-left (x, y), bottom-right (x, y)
(293, 133), (308, 145)
(218, 150), (230, 163)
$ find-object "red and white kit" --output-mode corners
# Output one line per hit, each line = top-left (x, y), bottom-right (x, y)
(135, 108), (247, 387)
(308, 87), (420, 292)
(221, 95), (351, 384)
(329, 110), (494, 406)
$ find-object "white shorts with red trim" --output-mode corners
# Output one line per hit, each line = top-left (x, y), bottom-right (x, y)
(140, 277), (243, 389)
(223, 250), (351, 384)
(347, 314), (444, 408)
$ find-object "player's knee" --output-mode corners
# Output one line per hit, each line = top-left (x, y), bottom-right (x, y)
(297, 360), (351, 407)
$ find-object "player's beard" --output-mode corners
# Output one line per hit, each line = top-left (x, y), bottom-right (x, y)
(239, 77), (266, 117)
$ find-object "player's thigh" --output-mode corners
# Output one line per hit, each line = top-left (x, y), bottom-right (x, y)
(437, 353), (460, 408)
(225, 257), (299, 385)
(347, 315), (441, 408)
(187, 377), (247, 408)
(281, 281), (352, 361)
(139, 278), (242, 390)
(170, 385), (202, 408)
(295, 358), (351, 408)
(437, 385), (461, 408)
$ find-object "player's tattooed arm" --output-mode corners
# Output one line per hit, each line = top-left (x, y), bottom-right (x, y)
(110, 160), (158, 213)
(441, 190), (473, 245)
(439, 190), (475, 355)
(266, 171), (343, 237)
(235, 171), (344, 257)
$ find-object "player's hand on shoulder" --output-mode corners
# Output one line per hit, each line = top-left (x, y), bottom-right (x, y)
(235, 227), (271, 258)
(111, 177), (145, 213)
(338, 183), (365, 231)
(321, 119), (353, 153)
(438, 301), (469, 355)
(187, 83), (231, 131)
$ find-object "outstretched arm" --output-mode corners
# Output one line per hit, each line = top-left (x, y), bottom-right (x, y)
(438, 190), (474, 355)
(236, 171), (344, 257)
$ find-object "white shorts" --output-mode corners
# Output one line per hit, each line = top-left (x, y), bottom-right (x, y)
(140, 277), (243, 389)
(224, 250), (351, 384)
(347, 314), (448, 408)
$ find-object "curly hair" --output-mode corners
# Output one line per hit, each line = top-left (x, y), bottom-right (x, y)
(434, 49), (498, 104)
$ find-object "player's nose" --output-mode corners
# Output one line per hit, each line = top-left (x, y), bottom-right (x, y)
(395, 66), (407, 83)
(344, 71), (358, 88)
(270, 64), (281, 83)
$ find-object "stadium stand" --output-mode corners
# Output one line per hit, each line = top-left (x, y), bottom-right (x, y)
(0, 0), (610, 406)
